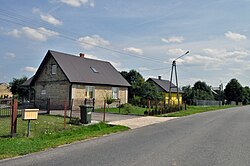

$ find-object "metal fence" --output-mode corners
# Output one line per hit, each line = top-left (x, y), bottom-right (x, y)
(194, 100), (222, 106)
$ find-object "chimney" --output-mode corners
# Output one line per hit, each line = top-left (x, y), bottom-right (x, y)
(158, 76), (161, 80)
(79, 53), (85, 58)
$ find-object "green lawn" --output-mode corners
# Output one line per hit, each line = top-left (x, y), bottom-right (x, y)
(161, 105), (236, 117)
(0, 115), (129, 159)
(95, 105), (146, 115)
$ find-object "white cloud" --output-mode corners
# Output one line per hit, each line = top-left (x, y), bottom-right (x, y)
(22, 66), (37, 73)
(22, 27), (59, 42)
(161, 36), (184, 43)
(32, 8), (40, 14)
(40, 14), (62, 26)
(138, 67), (150, 71)
(4, 52), (16, 59)
(167, 48), (186, 56)
(225, 31), (247, 42)
(123, 47), (143, 55)
(78, 35), (110, 49)
(84, 53), (98, 59)
(6, 29), (21, 38)
(33, 8), (62, 26)
(60, 0), (94, 7)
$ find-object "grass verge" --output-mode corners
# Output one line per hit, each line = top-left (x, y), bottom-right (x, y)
(0, 118), (129, 160)
(160, 105), (236, 117)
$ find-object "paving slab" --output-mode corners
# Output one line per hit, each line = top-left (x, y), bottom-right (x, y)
(108, 116), (178, 129)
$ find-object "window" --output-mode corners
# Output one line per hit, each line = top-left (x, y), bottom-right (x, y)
(90, 67), (99, 73)
(85, 86), (95, 98)
(112, 87), (119, 99)
(41, 90), (46, 95)
(51, 64), (57, 75)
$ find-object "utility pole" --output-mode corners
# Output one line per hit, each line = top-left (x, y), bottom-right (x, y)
(168, 51), (189, 111)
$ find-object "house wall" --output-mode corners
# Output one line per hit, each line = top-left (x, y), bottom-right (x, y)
(0, 84), (12, 98)
(71, 84), (128, 110)
(33, 56), (70, 109)
(164, 92), (183, 106)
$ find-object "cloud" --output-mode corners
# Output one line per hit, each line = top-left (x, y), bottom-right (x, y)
(167, 48), (186, 56)
(161, 36), (184, 43)
(78, 35), (110, 49)
(4, 52), (16, 59)
(22, 66), (37, 73)
(6, 29), (21, 38)
(84, 53), (98, 59)
(123, 47), (143, 55)
(138, 67), (150, 71)
(33, 8), (62, 26)
(40, 14), (62, 26)
(60, 0), (94, 7)
(22, 27), (59, 41)
(225, 31), (247, 41)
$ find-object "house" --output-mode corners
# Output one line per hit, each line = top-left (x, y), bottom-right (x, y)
(146, 76), (183, 105)
(24, 50), (130, 109)
(0, 83), (12, 99)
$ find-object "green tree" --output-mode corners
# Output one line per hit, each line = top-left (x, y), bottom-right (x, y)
(120, 70), (162, 105)
(182, 85), (194, 105)
(9, 76), (29, 101)
(224, 78), (243, 105)
(193, 81), (214, 100)
(242, 86), (250, 105)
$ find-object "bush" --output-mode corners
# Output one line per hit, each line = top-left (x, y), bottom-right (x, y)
(120, 103), (133, 114)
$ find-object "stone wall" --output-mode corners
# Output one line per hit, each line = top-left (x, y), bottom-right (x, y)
(34, 56), (70, 109)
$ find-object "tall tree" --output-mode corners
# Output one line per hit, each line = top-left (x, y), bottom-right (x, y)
(224, 78), (243, 105)
(193, 81), (214, 100)
(242, 86), (250, 105)
(120, 70), (162, 105)
(9, 76), (29, 100)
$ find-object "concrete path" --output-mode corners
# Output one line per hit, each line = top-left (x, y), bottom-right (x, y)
(108, 116), (178, 129)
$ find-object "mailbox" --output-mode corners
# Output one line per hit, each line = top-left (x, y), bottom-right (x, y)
(22, 109), (39, 120)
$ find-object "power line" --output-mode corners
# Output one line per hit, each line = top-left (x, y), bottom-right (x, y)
(0, 9), (164, 63)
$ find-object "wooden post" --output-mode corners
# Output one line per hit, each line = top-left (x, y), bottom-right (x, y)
(103, 101), (106, 122)
(64, 99), (67, 129)
(70, 99), (73, 121)
(11, 99), (18, 138)
(47, 98), (50, 114)
(118, 99), (121, 114)
(148, 99), (150, 116)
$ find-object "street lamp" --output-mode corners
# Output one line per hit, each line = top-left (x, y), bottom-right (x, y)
(168, 51), (189, 111)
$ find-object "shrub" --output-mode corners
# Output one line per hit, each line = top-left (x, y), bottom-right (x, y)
(120, 103), (133, 114)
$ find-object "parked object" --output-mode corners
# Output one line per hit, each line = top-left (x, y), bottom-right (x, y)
(79, 105), (93, 124)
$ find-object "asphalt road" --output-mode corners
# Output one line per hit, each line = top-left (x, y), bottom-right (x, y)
(1, 106), (250, 166)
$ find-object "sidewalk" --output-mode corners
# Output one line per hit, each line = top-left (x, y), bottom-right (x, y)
(108, 116), (178, 129)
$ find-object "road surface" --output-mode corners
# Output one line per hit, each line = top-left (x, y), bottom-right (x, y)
(1, 106), (250, 166)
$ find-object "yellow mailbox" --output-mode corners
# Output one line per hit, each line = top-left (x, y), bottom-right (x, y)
(22, 109), (39, 120)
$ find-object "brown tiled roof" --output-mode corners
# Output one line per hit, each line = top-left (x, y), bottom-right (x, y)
(147, 78), (183, 93)
(32, 50), (130, 87)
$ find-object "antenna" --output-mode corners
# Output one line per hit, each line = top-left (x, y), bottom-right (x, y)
(168, 51), (189, 111)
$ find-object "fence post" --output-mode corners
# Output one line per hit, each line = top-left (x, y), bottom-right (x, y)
(148, 99), (150, 116)
(47, 98), (50, 114)
(92, 98), (95, 112)
(69, 99), (73, 121)
(118, 99), (121, 114)
(11, 99), (18, 138)
(103, 100), (106, 122)
(64, 99), (67, 129)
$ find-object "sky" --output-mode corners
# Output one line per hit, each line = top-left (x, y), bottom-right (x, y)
(1, 0), (250, 88)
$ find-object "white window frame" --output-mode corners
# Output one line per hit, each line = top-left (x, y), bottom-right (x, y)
(112, 87), (119, 99)
(41, 89), (46, 95)
(85, 86), (95, 98)
(51, 64), (57, 75)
